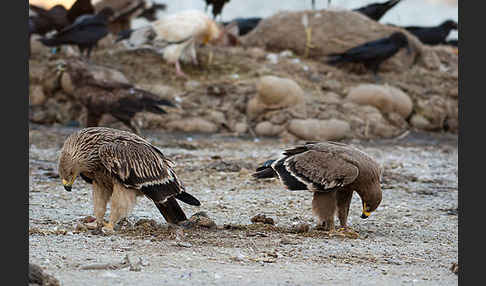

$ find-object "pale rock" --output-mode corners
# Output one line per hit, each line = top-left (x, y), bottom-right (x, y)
(254, 121), (283, 137)
(29, 85), (46, 106)
(346, 84), (413, 118)
(256, 75), (305, 108)
(287, 118), (350, 141)
(166, 117), (218, 133)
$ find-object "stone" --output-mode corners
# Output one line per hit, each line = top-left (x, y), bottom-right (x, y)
(256, 75), (305, 108)
(29, 85), (46, 106)
(346, 84), (413, 118)
(254, 121), (283, 137)
(287, 118), (350, 141)
(166, 117), (219, 133)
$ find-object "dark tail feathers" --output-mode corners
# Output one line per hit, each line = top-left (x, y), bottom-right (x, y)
(117, 89), (177, 117)
(252, 159), (277, 179)
(155, 197), (188, 224)
(176, 191), (201, 206)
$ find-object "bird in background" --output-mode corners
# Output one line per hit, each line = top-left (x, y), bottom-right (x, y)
(326, 31), (411, 81)
(353, 0), (402, 22)
(252, 141), (382, 233)
(52, 59), (177, 134)
(204, 0), (231, 20)
(58, 127), (201, 234)
(29, 0), (94, 56)
(402, 20), (458, 46)
(38, 7), (115, 60)
(150, 9), (235, 78)
(221, 17), (262, 36)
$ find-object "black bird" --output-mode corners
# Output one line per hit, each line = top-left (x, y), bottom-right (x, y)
(136, 2), (167, 22)
(29, 0), (95, 57)
(326, 32), (411, 80)
(204, 0), (231, 19)
(403, 20), (458, 46)
(222, 17), (262, 36)
(38, 7), (115, 59)
(353, 0), (402, 22)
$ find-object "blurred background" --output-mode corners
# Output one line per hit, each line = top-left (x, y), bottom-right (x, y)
(29, 0), (459, 39)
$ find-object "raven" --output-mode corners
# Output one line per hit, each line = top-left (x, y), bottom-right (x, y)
(326, 32), (411, 79)
(38, 7), (115, 59)
(222, 17), (262, 36)
(204, 0), (231, 19)
(354, 0), (402, 22)
(403, 20), (458, 46)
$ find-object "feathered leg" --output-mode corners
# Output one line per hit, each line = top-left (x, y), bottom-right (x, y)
(312, 191), (337, 231)
(336, 190), (353, 229)
(103, 184), (138, 234)
(92, 182), (112, 228)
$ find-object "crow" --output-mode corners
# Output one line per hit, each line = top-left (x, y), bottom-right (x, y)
(354, 0), (402, 22)
(136, 2), (167, 22)
(38, 7), (115, 59)
(403, 20), (458, 46)
(29, 0), (95, 57)
(222, 17), (262, 36)
(326, 32), (411, 80)
(204, 0), (231, 19)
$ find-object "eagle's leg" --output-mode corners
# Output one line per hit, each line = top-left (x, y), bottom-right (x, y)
(103, 184), (138, 234)
(312, 192), (336, 231)
(93, 182), (112, 228)
(336, 190), (353, 230)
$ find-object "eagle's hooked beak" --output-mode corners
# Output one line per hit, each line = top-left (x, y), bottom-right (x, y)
(361, 202), (371, 219)
(62, 177), (76, 192)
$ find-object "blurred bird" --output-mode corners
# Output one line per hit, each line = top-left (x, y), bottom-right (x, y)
(353, 0), (402, 22)
(403, 20), (458, 46)
(204, 0), (230, 19)
(326, 31), (411, 80)
(150, 10), (227, 78)
(222, 17), (262, 36)
(53, 59), (177, 134)
(446, 39), (458, 47)
(29, 0), (94, 56)
(94, 0), (158, 34)
(136, 1), (167, 22)
(38, 7), (114, 59)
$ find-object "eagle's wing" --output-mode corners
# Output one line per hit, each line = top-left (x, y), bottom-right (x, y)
(283, 146), (360, 192)
(98, 141), (184, 203)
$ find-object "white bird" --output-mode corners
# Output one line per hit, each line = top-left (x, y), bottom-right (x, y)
(151, 10), (224, 78)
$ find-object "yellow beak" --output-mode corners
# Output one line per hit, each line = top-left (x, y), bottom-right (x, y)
(62, 177), (76, 192)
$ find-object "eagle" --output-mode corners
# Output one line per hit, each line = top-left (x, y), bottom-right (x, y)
(252, 141), (382, 232)
(53, 59), (176, 134)
(58, 127), (201, 233)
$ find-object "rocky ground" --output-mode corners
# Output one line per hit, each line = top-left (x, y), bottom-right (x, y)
(29, 124), (458, 285)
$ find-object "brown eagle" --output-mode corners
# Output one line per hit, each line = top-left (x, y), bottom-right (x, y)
(58, 127), (201, 233)
(252, 141), (382, 232)
(54, 59), (176, 134)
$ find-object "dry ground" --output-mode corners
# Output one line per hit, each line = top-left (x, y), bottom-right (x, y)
(29, 124), (458, 285)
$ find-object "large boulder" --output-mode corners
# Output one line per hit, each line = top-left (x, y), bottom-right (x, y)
(242, 10), (423, 71)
